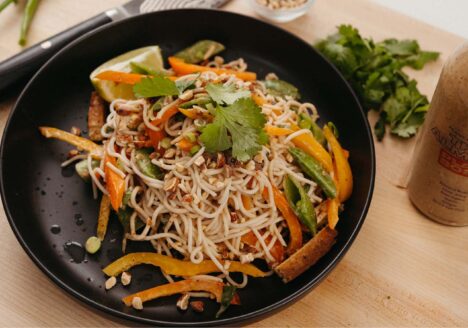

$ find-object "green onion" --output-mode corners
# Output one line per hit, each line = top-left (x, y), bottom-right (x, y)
(160, 137), (172, 149)
(194, 118), (206, 128)
(190, 145), (201, 156)
(85, 236), (101, 254)
(185, 132), (197, 143)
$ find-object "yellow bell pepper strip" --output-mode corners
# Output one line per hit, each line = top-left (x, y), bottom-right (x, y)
(95, 70), (178, 85)
(102, 252), (268, 278)
(104, 155), (125, 211)
(264, 125), (333, 172)
(323, 125), (353, 202)
(327, 198), (340, 230)
(262, 185), (302, 255)
(39, 126), (102, 158)
(96, 194), (111, 241)
(264, 125), (293, 137)
(168, 56), (257, 81)
(122, 279), (240, 307)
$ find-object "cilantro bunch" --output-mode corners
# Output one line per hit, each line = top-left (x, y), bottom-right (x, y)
(316, 25), (439, 140)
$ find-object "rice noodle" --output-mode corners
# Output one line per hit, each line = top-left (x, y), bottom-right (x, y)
(78, 61), (331, 293)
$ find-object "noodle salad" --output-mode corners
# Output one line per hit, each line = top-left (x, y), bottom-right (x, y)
(39, 40), (353, 316)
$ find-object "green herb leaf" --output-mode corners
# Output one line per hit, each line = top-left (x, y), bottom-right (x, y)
(130, 61), (161, 76)
(133, 76), (179, 98)
(200, 98), (267, 161)
(175, 73), (200, 94)
(174, 40), (225, 64)
(216, 285), (237, 318)
(315, 24), (439, 140)
(206, 83), (251, 105)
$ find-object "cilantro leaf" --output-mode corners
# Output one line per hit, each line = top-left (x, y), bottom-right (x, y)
(133, 76), (179, 98)
(200, 98), (267, 161)
(206, 83), (251, 105)
(315, 24), (439, 140)
(199, 117), (231, 153)
(175, 73), (200, 94)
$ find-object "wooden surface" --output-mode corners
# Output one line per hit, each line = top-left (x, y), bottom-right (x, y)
(0, 0), (467, 326)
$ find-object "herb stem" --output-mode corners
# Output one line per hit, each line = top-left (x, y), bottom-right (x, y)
(0, 0), (16, 13)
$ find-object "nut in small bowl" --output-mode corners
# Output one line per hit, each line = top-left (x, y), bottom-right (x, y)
(249, 0), (315, 23)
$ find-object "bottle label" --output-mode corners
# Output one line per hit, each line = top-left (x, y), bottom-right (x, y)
(432, 126), (468, 177)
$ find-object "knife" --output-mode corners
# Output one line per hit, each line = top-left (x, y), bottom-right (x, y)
(0, 0), (230, 92)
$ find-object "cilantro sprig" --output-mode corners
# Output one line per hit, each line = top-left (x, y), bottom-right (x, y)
(200, 98), (268, 161)
(133, 75), (179, 98)
(316, 25), (439, 140)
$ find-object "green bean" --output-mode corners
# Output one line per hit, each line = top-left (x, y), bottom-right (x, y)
(283, 175), (317, 235)
(289, 147), (337, 199)
(264, 79), (300, 99)
(175, 40), (225, 64)
(19, 0), (40, 46)
(179, 97), (212, 109)
(135, 148), (163, 179)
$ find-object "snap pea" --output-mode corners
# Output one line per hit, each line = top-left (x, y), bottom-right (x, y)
(298, 113), (326, 145)
(174, 40), (225, 64)
(289, 147), (337, 199)
(283, 175), (317, 235)
(264, 79), (300, 100)
(135, 148), (163, 179)
(117, 207), (144, 232)
(179, 97), (212, 109)
(75, 159), (99, 181)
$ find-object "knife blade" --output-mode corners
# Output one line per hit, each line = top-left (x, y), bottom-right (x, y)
(0, 0), (230, 92)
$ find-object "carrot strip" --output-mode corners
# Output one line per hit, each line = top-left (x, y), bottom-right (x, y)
(262, 185), (302, 254)
(241, 231), (285, 263)
(95, 70), (177, 85)
(151, 106), (179, 126)
(323, 126), (353, 202)
(96, 194), (111, 240)
(177, 138), (196, 152)
(104, 155), (125, 211)
(103, 252), (267, 278)
(39, 126), (102, 157)
(122, 279), (240, 307)
(168, 56), (257, 81)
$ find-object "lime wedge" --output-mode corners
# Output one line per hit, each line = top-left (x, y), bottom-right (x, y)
(90, 46), (164, 102)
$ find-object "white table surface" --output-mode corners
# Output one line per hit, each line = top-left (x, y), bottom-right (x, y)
(373, 0), (468, 39)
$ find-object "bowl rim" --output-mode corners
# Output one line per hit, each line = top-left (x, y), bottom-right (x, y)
(0, 8), (375, 327)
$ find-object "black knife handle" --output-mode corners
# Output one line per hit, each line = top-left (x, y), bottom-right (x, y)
(0, 12), (112, 92)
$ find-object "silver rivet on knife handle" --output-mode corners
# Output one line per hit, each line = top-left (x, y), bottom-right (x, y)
(105, 6), (131, 21)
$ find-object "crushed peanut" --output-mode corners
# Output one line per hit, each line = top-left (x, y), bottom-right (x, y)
(132, 296), (143, 310)
(121, 271), (131, 286)
(105, 276), (117, 290)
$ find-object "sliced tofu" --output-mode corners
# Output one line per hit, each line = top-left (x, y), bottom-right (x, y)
(88, 92), (106, 141)
(274, 227), (337, 283)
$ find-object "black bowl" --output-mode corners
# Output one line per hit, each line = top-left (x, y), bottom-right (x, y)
(0, 9), (375, 326)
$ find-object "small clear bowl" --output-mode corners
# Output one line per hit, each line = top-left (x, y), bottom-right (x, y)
(248, 0), (315, 23)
